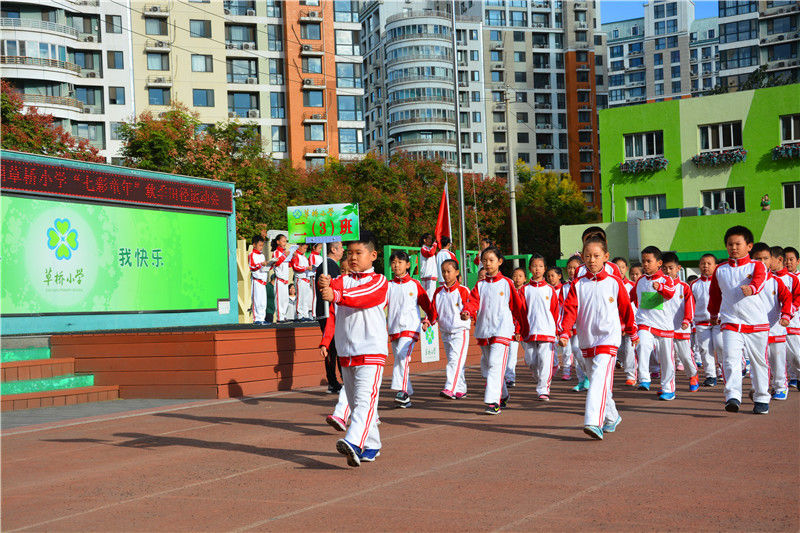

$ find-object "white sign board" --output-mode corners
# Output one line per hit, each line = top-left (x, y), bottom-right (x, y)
(420, 324), (441, 363)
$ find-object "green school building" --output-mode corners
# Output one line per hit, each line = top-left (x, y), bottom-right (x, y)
(560, 84), (800, 263)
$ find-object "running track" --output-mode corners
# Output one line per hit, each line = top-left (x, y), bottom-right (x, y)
(2, 365), (798, 531)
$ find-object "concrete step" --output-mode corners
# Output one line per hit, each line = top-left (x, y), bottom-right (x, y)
(1, 336), (50, 350)
(1, 346), (51, 363)
(0, 374), (94, 396)
(1, 385), (120, 411)
(1, 358), (76, 382)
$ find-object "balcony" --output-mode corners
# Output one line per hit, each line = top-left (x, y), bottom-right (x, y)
(144, 5), (169, 17)
(228, 108), (261, 119)
(387, 95), (454, 108)
(146, 75), (172, 87)
(628, 50), (643, 57)
(0, 55), (81, 74)
(531, 23), (549, 29)
(533, 63), (551, 69)
(0, 18), (79, 39)
(577, 65), (591, 71)
(389, 116), (456, 128)
(302, 112), (327, 124)
(19, 93), (84, 111)
(299, 43), (324, 56)
(531, 1), (550, 9)
(300, 77), (325, 89)
(392, 138), (457, 150)
(387, 74), (453, 87)
(387, 52), (452, 65)
(536, 144), (554, 150)
(305, 146), (328, 157)
(766, 58), (799, 71)
(534, 102), (551, 109)
(385, 9), (480, 24)
(575, 21), (588, 29)
(760, 3), (800, 19)
(225, 41), (257, 51)
(626, 64), (646, 72)
(144, 39), (170, 51)
(392, 31), (451, 43)
(299, 9), (323, 22)
(574, 2), (587, 10)
(535, 123), (553, 130)
(761, 32), (800, 45)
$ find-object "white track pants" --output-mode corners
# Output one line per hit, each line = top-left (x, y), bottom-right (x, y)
(695, 325), (720, 379)
(558, 342), (573, 377)
(637, 330), (675, 393)
(332, 387), (350, 422)
(787, 334), (800, 380)
(505, 340), (519, 382)
(391, 336), (416, 395)
(768, 342), (788, 392)
(421, 278), (437, 302)
(523, 341), (555, 396)
(251, 280), (266, 322)
(274, 280), (291, 321)
(309, 276), (317, 319)
(584, 352), (619, 428)
(296, 278), (313, 319)
(443, 329), (469, 395)
(674, 338), (698, 378)
(571, 336), (588, 380)
(481, 343), (509, 405)
(721, 329), (769, 404)
(619, 335), (637, 381)
(342, 364), (383, 451)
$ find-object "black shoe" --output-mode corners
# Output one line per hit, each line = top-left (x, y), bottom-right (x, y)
(724, 398), (741, 412)
(394, 391), (411, 407)
(327, 384), (342, 394)
(752, 402), (769, 414)
(506, 380), (515, 388)
(703, 377), (717, 387)
(500, 396), (509, 408)
(485, 403), (501, 415)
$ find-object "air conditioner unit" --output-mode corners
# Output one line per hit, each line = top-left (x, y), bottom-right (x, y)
(82, 107), (91, 113)
(496, 125), (506, 131)
(246, 9), (255, 16)
(302, 44), (312, 51)
(86, 72), (97, 78)
(229, 112), (236, 118)
(246, 77), (257, 84)
(224, 8), (230, 15)
(83, 35), (95, 42)
(314, 148), (327, 153)
(242, 43), (255, 50)
(311, 113), (323, 119)
(492, 63), (503, 69)
(247, 109), (260, 118)
(308, 11), (319, 18)
(156, 40), (167, 47)
(303, 78), (313, 85)
(153, 77), (165, 83)
(226, 43), (235, 49)
(150, 5), (161, 12)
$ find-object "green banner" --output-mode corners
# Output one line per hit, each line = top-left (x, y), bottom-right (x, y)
(1, 195), (230, 315)
(287, 203), (360, 243)
(639, 291), (664, 310)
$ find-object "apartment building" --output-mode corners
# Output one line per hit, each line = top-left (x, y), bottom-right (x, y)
(689, 17), (721, 95)
(0, 0), (135, 160)
(359, 1), (488, 175)
(128, 0), (365, 168)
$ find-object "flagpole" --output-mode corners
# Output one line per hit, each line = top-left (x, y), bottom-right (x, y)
(451, 0), (468, 273)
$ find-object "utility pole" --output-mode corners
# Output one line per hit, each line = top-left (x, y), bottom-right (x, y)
(503, 84), (520, 267)
(450, 0), (468, 271)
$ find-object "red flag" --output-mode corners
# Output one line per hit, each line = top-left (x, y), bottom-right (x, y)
(434, 182), (451, 244)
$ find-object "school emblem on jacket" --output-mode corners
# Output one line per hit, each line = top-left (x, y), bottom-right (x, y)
(747, 274), (752, 278)
(409, 292), (414, 297)
(609, 297), (615, 302)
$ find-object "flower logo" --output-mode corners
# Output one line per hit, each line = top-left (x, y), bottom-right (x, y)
(425, 326), (435, 344)
(46, 218), (78, 260)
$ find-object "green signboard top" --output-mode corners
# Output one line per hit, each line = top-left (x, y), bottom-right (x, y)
(287, 203), (360, 244)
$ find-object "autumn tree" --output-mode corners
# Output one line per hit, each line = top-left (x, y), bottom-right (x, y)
(0, 81), (103, 162)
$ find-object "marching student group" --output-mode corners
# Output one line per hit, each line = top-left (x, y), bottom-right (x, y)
(250, 225), (799, 467)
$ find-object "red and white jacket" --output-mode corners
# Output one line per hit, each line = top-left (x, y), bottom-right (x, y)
(773, 268), (800, 335)
(419, 244), (439, 281)
(465, 273), (528, 345)
(430, 281), (472, 334)
(665, 278), (694, 339)
(559, 269), (638, 357)
(271, 246), (290, 282)
(558, 280), (574, 334)
(631, 270), (676, 337)
(690, 275), (713, 326)
(387, 274), (433, 340)
(320, 269), (389, 366)
(576, 260), (623, 281)
(759, 272), (793, 341)
(520, 280), (560, 342)
(436, 248), (458, 283)
(290, 251), (310, 282)
(249, 249), (268, 284)
(708, 256), (770, 332)
(308, 251), (323, 277)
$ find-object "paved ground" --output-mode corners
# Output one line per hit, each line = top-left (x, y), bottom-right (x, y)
(2, 365), (798, 532)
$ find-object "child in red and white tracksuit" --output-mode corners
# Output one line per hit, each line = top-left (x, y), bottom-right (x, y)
(464, 246), (528, 415)
(691, 254), (722, 386)
(249, 236), (269, 323)
(290, 244), (312, 320)
(308, 243), (323, 318)
(662, 253), (700, 391)
(435, 236), (457, 286)
(785, 247), (800, 388)
(270, 234), (291, 321)
(560, 256), (584, 384)
(631, 247), (676, 398)
(319, 235), (388, 466)
(430, 258), (471, 399)
(520, 255), (560, 400)
(387, 250), (433, 408)
(418, 233), (439, 300)
(506, 268), (528, 387)
(559, 236), (638, 440)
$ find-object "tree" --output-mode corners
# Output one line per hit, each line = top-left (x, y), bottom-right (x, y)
(515, 161), (599, 264)
(0, 81), (103, 162)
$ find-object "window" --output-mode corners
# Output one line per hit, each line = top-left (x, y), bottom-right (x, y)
(226, 24), (254, 44)
(485, 10), (505, 26)
(655, 38), (666, 50)
(671, 65), (681, 78)
(105, 15), (121, 34)
(655, 21), (666, 35)
(189, 20), (211, 38)
(228, 92), (257, 116)
(516, 112), (528, 123)
(192, 89), (214, 107)
(719, 1), (757, 17)
(515, 71), (528, 82)
(670, 50), (680, 63)
(304, 124), (325, 141)
(720, 20), (757, 44)
(666, 19), (678, 34)
(510, 11), (527, 27)
(335, 30), (359, 55)
(304, 90), (323, 107)
(110, 122), (123, 141)
(339, 128), (364, 153)
(784, 182), (800, 208)
(578, 110), (591, 123)
(473, 132), (482, 143)
(610, 60), (624, 71)
(145, 18), (167, 35)
(517, 132), (529, 144)
(490, 50), (502, 62)
(228, 59), (256, 82)
(654, 68), (664, 81)
(666, 2), (677, 16)
(472, 111), (481, 123)
(301, 23), (320, 40)
(624, 131), (664, 160)
(148, 88), (170, 106)
(699, 122), (743, 152)
(654, 4), (665, 18)
(147, 52), (169, 70)
(271, 126), (286, 152)
(192, 54), (213, 72)
(768, 16), (797, 35)
(629, 42), (643, 54)
(629, 57), (644, 68)
(491, 71), (503, 82)
(610, 45), (623, 58)
(268, 58), (283, 84)
(516, 91), (527, 102)
(514, 51), (526, 62)
(781, 114), (800, 143)
(672, 81), (681, 93)
(108, 87), (125, 105)
(667, 36), (678, 48)
(703, 187), (745, 213)
(489, 30), (501, 41)
(769, 43), (797, 61)
(720, 46), (758, 69)
(334, 1), (358, 22)
(270, 92), (285, 118)
(655, 82), (664, 95)
(302, 57), (322, 74)
(337, 95), (362, 120)
(267, 24), (283, 51)
(107, 51), (123, 69)
(627, 194), (666, 217)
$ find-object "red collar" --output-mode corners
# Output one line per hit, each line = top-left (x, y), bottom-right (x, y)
(528, 279), (547, 287)
(645, 270), (664, 280)
(728, 256), (750, 267)
(310, 251), (319, 256)
(350, 268), (374, 280)
(392, 274), (411, 283)
(584, 269), (608, 281)
(444, 281), (461, 292)
(552, 282), (562, 290)
(484, 273), (503, 283)
(774, 268), (788, 276)
(700, 275), (711, 281)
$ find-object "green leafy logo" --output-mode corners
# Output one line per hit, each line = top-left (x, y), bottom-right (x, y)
(425, 326), (435, 344)
(46, 218), (79, 260)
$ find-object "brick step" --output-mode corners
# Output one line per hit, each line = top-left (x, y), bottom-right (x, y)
(1, 346), (51, 363)
(1, 358), (76, 382)
(0, 374), (94, 396)
(1, 385), (119, 411)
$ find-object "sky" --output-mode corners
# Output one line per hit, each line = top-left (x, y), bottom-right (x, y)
(600, 0), (719, 24)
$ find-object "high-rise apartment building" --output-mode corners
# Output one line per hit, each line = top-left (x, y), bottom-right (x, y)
(0, 0), (135, 160)
(689, 17), (720, 95)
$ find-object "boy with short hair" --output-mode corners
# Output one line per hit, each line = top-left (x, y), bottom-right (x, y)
(662, 252), (700, 392)
(692, 254), (722, 386)
(249, 235), (269, 324)
(613, 256), (638, 386)
(319, 231), (389, 466)
(631, 246), (677, 399)
(708, 227), (788, 414)
(783, 246), (800, 389)
(290, 243), (312, 320)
